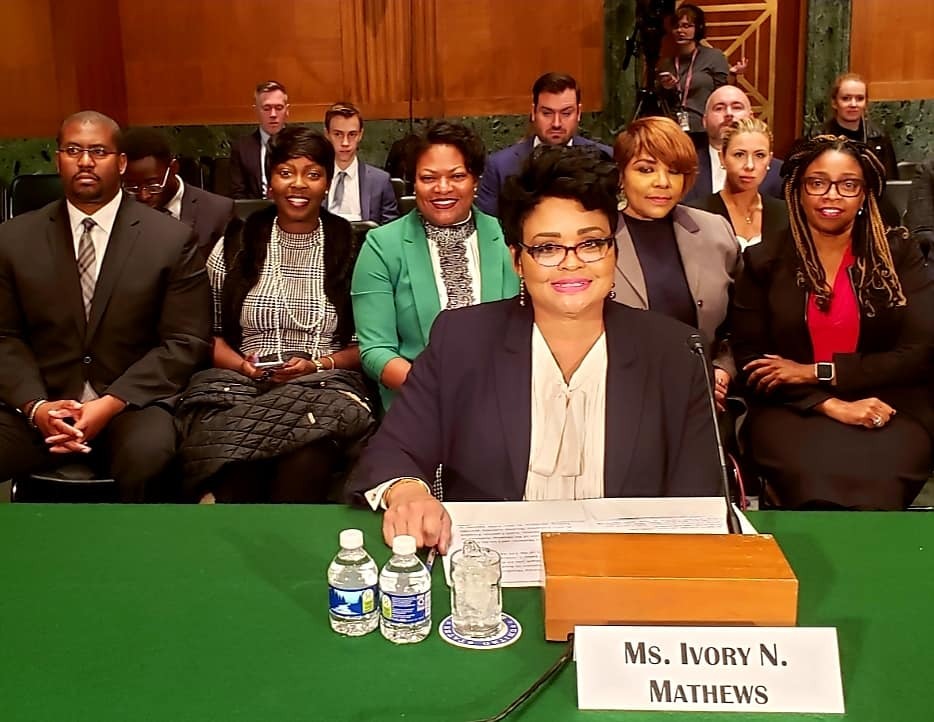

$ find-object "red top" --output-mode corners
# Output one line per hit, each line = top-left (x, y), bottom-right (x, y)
(807, 246), (860, 362)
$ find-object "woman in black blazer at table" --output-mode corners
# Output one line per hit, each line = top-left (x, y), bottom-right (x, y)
(349, 145), (720, 550)
(731, 135), (934, 509)
(687, 118), (789, 251)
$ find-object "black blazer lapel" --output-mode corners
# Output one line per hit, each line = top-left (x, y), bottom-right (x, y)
(494, 302), (534, 499)
(603, 302), (644, 497)
(180, 186), (197, 225)
(86, 198), (141, 340)
(48, 201), (87, 338)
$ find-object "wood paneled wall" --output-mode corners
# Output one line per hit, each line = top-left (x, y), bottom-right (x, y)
(0, 0), (604, 138)
(850, 1), (934, 101)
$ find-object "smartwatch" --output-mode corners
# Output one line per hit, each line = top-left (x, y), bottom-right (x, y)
(815, 362), (834, 383)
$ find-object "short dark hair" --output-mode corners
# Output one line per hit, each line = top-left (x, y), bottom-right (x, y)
(57, 110), (121, 149)
(120, 127), (173, 163)
(532, 72), (581, 106)
(268, 127), (336, 184)
(410, 121), (486, 180)
(325, 102), (363, 131)
(675, 4), (706, 41)
(499, 145), (620, 251)
(255, 80), (287, 98)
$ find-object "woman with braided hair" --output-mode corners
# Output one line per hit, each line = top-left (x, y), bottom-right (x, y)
(731, 135), (934, 509)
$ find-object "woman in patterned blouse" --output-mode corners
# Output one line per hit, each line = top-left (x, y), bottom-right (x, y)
(195, 127), (369, 502)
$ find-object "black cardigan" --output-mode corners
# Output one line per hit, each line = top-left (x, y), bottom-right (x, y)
(686, 192), (790, 248)
(219, 205), (358, 353)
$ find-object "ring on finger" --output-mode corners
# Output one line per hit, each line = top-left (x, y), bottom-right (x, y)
(872, 415), (883, 427)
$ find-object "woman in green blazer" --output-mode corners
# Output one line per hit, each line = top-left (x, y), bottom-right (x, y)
(351, 122), (519, 410)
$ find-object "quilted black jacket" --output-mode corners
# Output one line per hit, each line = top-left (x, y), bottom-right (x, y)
(176, 368), (376, 490)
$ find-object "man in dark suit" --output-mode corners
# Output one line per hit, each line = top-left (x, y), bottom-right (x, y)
(0, 111), (212, 501)
(323, 102), (399, 224)
(121, 127), (234, 262)
(682, 85), (783, 203)
(475, 72), (613, 216)
(229, 80), (289, 199)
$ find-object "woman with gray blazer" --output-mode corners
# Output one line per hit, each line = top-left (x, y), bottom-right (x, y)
(612, 117), (741, 410)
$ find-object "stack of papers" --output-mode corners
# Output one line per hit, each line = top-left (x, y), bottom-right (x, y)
(442, 497), (757, 587)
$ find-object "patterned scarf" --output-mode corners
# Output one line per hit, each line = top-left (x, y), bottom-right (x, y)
(422, 212), (477, 309)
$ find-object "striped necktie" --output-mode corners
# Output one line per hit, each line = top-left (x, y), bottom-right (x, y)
(77, 217), (96, 317)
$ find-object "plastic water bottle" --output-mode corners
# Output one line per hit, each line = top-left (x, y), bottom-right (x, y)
(327, 529), (379, 636)
(379, 534), (432, 643)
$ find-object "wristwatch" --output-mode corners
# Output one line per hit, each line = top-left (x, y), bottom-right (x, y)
(311, 358), (326, 372)
(815, 362), (834, 383)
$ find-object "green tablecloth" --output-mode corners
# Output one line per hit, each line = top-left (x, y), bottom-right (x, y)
(0, 506), (931, 721)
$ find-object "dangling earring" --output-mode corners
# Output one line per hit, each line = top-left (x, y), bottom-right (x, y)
(617, 188), (628, 212)
(857, 207), (864, 216)
(518, 278), (526, 307)
(608, 282), (616, 301)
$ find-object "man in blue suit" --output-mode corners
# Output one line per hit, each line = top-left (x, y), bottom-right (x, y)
(475, 72), (613, 216)
(324, 102), (399, 225)
(682, 85), (784, 203)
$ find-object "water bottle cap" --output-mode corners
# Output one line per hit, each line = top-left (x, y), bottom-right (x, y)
(339, 528), (364, 550)
(391, 534), (416, 555)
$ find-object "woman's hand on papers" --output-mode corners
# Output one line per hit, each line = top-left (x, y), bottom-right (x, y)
(383, 484), (452, 553)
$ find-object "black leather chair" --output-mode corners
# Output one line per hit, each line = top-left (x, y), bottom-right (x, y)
(390, 177), (406, 204)
(885, 180), (911, 224)
(398, 195), (416, 215)
(9, 174), (64, 217)
(211, 157), (232, 197)
(11, 463), (117, 503)
(233, 198), (273, 220)
(350, 220), (378, 247)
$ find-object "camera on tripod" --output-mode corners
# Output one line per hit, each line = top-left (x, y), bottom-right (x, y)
(623, 0), (677, 120)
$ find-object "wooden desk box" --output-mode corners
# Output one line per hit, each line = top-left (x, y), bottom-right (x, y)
(541, 532), (798, 641)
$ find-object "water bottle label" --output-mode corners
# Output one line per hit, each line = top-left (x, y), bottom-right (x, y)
(329, 585), (378, 617)
(381, 591), (430, 624)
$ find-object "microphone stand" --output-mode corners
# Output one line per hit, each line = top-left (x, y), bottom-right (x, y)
(688, 334), (742, 534)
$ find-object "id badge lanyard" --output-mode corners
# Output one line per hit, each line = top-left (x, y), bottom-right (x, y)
(674, 48), (698, 130)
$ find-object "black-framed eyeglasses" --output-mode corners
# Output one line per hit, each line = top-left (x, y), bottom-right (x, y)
(57, 145), (119, 159)
(123, 164), (172, 196)
(803, 176), (864, 197)
(519, 237), (615, 267)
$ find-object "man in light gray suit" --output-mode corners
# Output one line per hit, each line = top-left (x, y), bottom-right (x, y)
(324, 102), (399, 225)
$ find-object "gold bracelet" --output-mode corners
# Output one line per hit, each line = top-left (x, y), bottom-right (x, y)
(324, 354), (336, 370)
(384, 477), (428, 508)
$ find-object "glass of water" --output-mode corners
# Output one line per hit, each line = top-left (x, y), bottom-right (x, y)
(450, 540), (503, 639)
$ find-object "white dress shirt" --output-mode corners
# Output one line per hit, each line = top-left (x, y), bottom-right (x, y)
(329, 156), (363, 221)
(524, 326), (607, 501)
(259, 128), (271, 195)
(66, 190), (124, 400)
(709, 144), (726, 194)
(165, 176), (185, 220)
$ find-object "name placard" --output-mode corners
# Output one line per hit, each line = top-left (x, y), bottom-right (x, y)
(576, 625), (844, 714)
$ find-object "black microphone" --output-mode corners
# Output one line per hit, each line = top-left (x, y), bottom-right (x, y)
(687, 333), (742, 534)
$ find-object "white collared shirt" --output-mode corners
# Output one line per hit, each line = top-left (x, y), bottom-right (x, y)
(66, 190), (124, 401)
(533, 136), (575, 148)
(524, 325), (607, 501)
(709, 144), (726, 194)
(165, 176), (185, 220)
(259, 128), (271, 195)
(329, 156), (363, 221)
(66, 190), (123, 281)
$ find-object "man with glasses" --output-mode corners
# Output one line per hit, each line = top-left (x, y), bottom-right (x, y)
(229, 80), (290, 199)
(0, 111), (211, 502)
(324, 102), (398, 224)
(121, 127), (234, 261)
